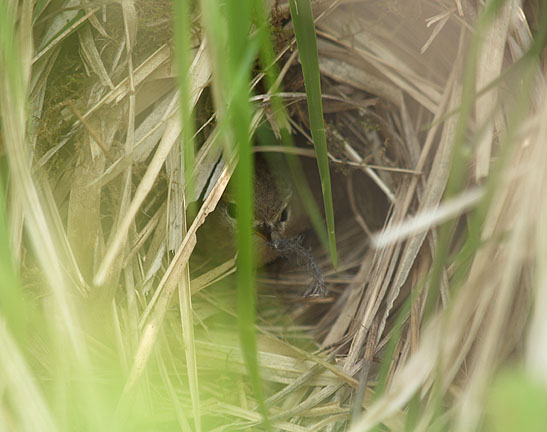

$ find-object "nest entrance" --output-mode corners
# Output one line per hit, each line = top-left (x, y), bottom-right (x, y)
(256, 103), (395, 349)
(25, 0), (497, 429)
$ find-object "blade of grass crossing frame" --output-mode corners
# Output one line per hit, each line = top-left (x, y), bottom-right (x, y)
(172, 1), (200, 431)
(173, 0), (197, 219)
(289, 0), (338, 267)
(225, 0), (270, 427)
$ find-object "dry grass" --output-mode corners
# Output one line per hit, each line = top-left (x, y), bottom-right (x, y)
(2, 0), (547, 431)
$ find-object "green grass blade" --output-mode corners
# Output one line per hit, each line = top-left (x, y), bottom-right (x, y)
(199, 0), (270, 427)
(0, 324), (58, 432)
(485, 370), (547, 432)
(226, 0), (269, 425)
(289, 0), (338, 267)
(172, 1), (200, 430)
(173, 0), (197, 219)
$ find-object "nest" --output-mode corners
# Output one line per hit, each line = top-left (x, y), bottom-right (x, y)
(4, 0), (547, 431)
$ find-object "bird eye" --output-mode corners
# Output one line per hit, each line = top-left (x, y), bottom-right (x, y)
(279, 205), (289, 223)
(226, 201), (237, 220)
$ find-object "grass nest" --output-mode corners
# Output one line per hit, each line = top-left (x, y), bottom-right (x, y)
(2, 0), (547, 431)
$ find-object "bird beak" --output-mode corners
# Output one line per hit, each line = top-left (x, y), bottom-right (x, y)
(254, 224), (272, 243)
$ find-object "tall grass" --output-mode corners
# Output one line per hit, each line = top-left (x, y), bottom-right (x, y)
(172, 0), (200, 429)
(199, 0), (268, 426)
(289, 0), (338, 268)
(2, 0), (547, 431)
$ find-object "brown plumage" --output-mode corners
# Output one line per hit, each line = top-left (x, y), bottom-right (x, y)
(195, 155), (308, 266)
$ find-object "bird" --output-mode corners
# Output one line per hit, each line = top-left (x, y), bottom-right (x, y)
(194, 153), (309, 267)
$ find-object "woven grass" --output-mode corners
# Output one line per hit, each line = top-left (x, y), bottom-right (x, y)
(2, 1), (547, 431)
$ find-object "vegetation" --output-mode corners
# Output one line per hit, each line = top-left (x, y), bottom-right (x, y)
(1, 0), (547, 431)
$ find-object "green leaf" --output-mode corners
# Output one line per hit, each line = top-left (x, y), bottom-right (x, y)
(172, 1), (200, 430)
(199, 0), (270, 427)
(485, 369), (547, 432)
(289, 0), (338, 267)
